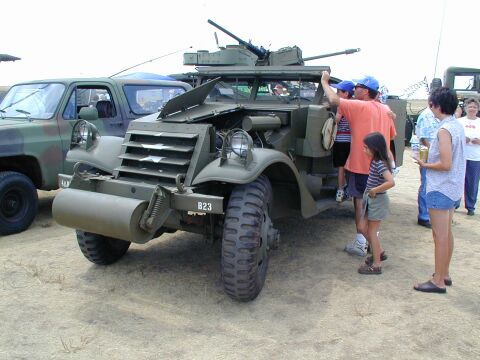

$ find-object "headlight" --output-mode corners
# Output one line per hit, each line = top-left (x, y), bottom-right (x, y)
(219, 129), (254, 166)
(70, 120), (99, 150)
(229, 130), (253, 158)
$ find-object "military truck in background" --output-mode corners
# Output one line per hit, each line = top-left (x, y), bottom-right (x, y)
(431, 67), (480, 114)
(0, 77), (191, 235)
(53, 20), (407, 301)
(404, 66), (480, 142)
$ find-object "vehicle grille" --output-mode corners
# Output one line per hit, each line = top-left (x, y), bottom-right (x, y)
(115, 130), (198, 185)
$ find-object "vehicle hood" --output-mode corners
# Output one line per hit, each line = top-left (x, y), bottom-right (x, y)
(159, 102), (244, 123)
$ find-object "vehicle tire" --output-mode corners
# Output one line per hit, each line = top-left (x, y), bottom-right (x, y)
(76, 230), (130, 265)
(0, 171), (38, 236)
(221, 175), (278, 302)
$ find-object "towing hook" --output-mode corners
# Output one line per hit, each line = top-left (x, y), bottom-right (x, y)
(175, 174), (186, 193)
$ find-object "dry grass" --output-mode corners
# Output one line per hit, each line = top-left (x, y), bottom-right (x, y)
(353, 301), (374, 318)
(60, 336), (94, 353)
(6, 259), (66, 288)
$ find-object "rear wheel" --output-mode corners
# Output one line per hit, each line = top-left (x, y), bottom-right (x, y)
(76, 230), (130, 265)
(221, 175), (280, 302)
(0, 171), (38, 235)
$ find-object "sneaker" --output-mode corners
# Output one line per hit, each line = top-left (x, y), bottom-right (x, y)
(336, 189), (344, 202)
(344, 240), (367, 257)
(392, 167), (400, 178)
(467, 210), (475, 216)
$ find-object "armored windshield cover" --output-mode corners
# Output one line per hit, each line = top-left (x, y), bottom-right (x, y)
(158, 78), (220, 118)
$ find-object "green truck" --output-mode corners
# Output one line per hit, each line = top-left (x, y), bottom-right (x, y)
(0, 77), (191, 235)
(433, 67), (480, 109)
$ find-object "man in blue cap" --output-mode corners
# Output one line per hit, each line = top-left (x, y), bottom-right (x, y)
(330, 80), (355, 202)
(321, 72), (397, 260)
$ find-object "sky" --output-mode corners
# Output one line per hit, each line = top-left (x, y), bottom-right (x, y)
(1, 0), (478, 98)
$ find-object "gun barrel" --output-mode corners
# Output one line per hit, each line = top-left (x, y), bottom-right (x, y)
(208, 19), (244, 45)
(304, 48), (360, 61)
(207, 19), (267, 59)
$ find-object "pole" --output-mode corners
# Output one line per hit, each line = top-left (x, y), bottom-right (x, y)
(433, 0), (446, 79)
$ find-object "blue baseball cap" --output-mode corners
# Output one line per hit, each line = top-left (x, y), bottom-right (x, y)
(331, 80), (355, 96)
(353, 75), (379, 91)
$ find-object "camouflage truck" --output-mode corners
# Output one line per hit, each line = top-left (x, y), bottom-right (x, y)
(53, 21), (406, 301)
(0, 86), (10, 102)
(0, 77), (191, 235)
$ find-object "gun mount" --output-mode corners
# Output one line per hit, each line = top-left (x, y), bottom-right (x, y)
(183, 19), (360, 67)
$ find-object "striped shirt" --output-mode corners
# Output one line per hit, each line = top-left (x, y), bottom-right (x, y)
(335, 117), (351, 142)
(366, 160), (389, 193)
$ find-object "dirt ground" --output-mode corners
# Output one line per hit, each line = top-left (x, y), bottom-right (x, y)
(1, 150), (479, 360)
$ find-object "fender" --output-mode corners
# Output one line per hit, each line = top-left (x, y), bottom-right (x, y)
(192, 148), (318, 218)
(66, 136), (124, 173)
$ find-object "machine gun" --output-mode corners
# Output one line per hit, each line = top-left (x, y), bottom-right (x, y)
(183, 19), (360, 67)
(207, 19), (268, 60)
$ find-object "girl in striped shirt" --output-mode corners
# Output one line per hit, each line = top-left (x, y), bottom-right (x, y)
(358, 132), (395, 275)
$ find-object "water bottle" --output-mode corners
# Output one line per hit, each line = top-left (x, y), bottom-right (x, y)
(410, 134), (420, 160)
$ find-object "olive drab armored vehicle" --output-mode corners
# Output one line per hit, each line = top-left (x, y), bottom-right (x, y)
(53, 20), (406, 301)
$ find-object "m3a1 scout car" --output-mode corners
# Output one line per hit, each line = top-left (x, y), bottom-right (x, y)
(0, 77), (190, 235)
(53, 20), (406, 301)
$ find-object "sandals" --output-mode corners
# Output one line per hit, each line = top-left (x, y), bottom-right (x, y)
(358, 264), (382, 275)
(365, 251), (388, 266)
(432, 273), (452, 286)
(413, 280), (446, 293)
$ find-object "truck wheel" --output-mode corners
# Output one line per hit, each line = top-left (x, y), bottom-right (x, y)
(0, 171), (38, 235)
(221, 175), (279, 302)
(76, 230), (130, 265)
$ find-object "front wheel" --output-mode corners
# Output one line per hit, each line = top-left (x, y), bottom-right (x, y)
(0, 171), (38, 235)
(76, 230), (130, 265)
(221, 175), (279, 302)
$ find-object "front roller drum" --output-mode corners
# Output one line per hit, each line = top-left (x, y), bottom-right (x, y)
(52, 189), (151, 243)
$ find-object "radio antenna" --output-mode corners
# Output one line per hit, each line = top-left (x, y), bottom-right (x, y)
(433, 0), (446, 79)
(109, 46), (192, 78)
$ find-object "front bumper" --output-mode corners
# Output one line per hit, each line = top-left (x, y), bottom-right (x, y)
(54, 175), (224, 243)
